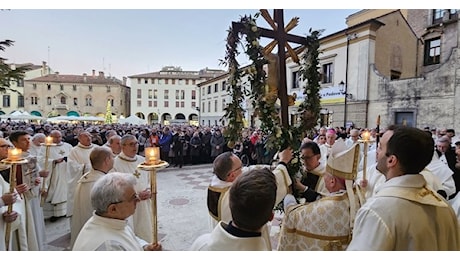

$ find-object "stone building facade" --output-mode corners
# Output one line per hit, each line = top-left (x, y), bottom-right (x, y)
(1, 61), (53, 115)
(128, 66), (225, 126)
(368, 9), (460, 130)
(24, 70), (130, 120)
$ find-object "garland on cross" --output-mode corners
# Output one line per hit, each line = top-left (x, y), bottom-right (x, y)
(220, 10), (323, 183)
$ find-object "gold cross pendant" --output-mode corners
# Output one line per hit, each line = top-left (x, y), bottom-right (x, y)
(133, 170), (141, 179)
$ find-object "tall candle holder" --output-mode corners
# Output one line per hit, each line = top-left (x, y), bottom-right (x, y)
(358, 130), (375, 183)
(1, 154), (27, 251)
(40, 138), (57, 207)
(137, 152), (168, 245)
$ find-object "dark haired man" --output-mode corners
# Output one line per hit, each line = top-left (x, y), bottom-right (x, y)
(8, 131), (48, 250)
(348, 126), (459, 250)
(190, 168), (277, 250)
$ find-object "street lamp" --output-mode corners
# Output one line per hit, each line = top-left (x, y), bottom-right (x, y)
(338, 81), (352, 128)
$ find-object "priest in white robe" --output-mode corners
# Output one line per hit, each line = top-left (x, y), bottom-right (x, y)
(9, 131), (49, 250)
(72, 172), (161, 251)
(0, 137), (27, 251)
(112, 134), (153, 243)
(207, 149), (293, 250)
(70, 146), (114, 248)
(29, 133), (46, 157)
(278, 142), (362, 251)
(67, 131), (95, 217)
(0, 170), (19, 251)
(38, 130), (75, 221)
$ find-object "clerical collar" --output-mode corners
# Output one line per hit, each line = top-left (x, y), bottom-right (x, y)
(118, 153), (137, 162)
(77, 143), (93, 149)
(221, 221), (261, 238)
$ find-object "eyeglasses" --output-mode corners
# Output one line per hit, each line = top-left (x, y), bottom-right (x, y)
(111, 193), (140, 205)
(124, 142), (138, 147)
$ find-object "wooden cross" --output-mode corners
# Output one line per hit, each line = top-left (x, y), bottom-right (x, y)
(232, 9), (308, 128)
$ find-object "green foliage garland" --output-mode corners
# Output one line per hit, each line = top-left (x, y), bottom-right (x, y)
(221, 13), (323, 185)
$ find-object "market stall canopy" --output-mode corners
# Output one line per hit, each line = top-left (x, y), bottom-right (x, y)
(0, 111), (45, 120)
(46, 115), (105, 122)
(118, 115), (147, 125)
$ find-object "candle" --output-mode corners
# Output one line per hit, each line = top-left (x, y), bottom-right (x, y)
(45, 136), (53, 145)
(7, 148), (22, 161)
(362, 130), (370, 142)
(145, 147), (160, 165)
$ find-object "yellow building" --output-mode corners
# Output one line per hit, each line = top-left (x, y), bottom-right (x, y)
(1, 61), (53, 116)
(24, 70), (130, 121)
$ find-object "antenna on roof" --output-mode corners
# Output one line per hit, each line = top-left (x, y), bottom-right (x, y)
(47, 46), (50, 68)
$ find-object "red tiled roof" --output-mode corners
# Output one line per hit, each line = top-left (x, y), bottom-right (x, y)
(25, 74), (122, 85)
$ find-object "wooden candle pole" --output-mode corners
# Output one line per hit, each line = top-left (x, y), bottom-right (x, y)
(4, 164), (17, 250)
(40, 144), (51, 207)
(150, 168), (158, 244)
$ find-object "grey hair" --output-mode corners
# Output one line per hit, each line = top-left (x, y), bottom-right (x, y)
(120, 134), (136, 146)
(32, 133), (46, 141)
(90, 172), (137, 215)
(108, 135), (121, 145)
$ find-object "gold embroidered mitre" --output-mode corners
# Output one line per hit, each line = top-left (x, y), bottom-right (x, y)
(326, 139), (360, 180)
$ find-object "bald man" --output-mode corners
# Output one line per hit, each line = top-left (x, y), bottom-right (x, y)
(106, 135), (122, 157)
(39, 130), (74, 222)
(70, 146), (114, 247)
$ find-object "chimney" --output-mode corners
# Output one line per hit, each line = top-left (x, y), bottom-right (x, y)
(123, 77), (127, 85)
(42, 61), (47, 76)
(99, 71), (104, 78)
(83, 73), (87, 82)
(92, 69), (96, 77)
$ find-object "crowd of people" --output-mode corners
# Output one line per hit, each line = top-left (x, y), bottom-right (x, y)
(1, 119), (460, 250)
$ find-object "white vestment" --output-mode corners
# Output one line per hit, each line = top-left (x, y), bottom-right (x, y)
(70, 169), (105, 248)
(278, 191), (361, 251)
(356, 162), (385, 200)
(37, 142), (74, 218)
(28, 144), (41, 157)
(190, 221), (270, 251)
(67, 143), (95, 216)
(72, 213), (148, 251)
(426, 152), (455, 197)
(0, 171), (28, 251)
(112, 152), (153, 242)
(17, 152), (47, 250)
(207, 163), (292, 251)
(348, 174), (460, 250)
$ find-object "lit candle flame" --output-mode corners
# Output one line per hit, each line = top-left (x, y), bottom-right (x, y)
(7, 148), (22, 161)
(362, 130), (370, 142)
(45, 136), (53, 145)
(145, 147), (160, 165)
